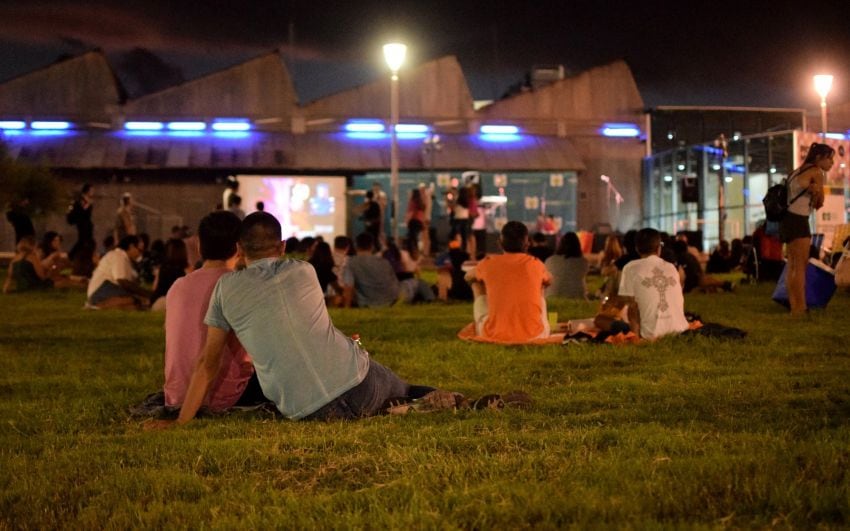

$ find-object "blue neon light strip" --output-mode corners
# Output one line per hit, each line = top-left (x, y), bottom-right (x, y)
(125, 121), (164, 131)
(167, 121), (206, 131)
(345, 121), (385, 133)
(480, 125), (519, 135)
(212, 119), (251, 132)
(0, 121), (26, 130)
(344, 132), (386, 140)
(824, 132), (846, 140)
(479, 133), (523, 143)
(601, 123), (640, 137)
(395, 124), (429, 133)
(31, 121), (71, 130)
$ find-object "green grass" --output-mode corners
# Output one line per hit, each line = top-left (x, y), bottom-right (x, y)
(1, 274), (849, 528)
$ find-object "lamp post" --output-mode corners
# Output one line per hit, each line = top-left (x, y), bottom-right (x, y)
(383, 42), (407, 244)
(814, 74), (833, 137)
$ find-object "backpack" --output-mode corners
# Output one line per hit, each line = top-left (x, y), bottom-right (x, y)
(762, 166), (810, 222)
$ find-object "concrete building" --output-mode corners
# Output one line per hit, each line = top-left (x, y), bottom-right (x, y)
(1, 50), (646, 251)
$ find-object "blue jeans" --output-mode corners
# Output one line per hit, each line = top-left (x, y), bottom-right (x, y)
(303, 361), (434, 421)
(399, 278), (435, 303)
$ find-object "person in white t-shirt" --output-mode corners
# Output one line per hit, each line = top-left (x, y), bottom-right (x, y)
(618, 228), (689, 340)
(86, 235), (152, 309)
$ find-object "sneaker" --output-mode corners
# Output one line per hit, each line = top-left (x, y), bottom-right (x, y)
(471, 391), (534, 410)
(83, 301), (100, 310)
(472, 394), (505, 410)
(382, 391), (467, 415)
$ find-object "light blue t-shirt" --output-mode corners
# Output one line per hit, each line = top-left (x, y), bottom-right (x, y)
(205, 258), (370, 419)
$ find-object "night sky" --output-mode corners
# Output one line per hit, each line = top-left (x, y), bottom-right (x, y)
(0, 0), (848, 109)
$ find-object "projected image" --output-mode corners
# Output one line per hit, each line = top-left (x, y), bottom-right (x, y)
(236, 175), (347, 238)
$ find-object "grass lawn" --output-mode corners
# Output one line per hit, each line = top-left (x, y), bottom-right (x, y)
(1, 271), (849, 528)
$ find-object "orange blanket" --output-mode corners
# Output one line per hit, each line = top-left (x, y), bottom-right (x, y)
(457, 322), (565, 345)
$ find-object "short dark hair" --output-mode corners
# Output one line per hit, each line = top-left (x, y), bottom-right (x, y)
(198, 210), (241, 260)
(500, 221), (529, 253)
(117, 235), (140, 250)
(355, 232), (374, 251)
(333, 235), (351, 250)
(671, 240), (689, 256)
(635, 228), (661, 256)
(240, 212), (282, 258)
(556, 232), (583, 258)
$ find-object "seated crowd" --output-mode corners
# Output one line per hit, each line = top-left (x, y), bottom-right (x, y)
(6, 206), (741, 422)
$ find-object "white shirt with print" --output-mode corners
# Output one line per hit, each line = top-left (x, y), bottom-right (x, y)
(619, 254), (689, 339)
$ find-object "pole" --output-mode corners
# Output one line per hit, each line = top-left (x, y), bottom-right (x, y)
(715, 134), (728, 245)
(820, 96), (828, 138)
(390, 72), (400, 244)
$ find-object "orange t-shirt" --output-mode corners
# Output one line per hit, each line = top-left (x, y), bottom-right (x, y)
(475, 253), (551, 342)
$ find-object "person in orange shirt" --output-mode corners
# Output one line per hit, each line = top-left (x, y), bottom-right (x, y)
(465, 221), (552, 343)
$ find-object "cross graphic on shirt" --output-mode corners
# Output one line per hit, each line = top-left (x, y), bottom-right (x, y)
(640, 266), (678, 312)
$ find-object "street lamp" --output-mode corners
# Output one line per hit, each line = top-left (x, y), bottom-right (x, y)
(383, 42), (407, 244)
(814, 74), (833, 137)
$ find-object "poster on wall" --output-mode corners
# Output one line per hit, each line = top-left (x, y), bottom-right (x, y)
(795, 132), (850, 251)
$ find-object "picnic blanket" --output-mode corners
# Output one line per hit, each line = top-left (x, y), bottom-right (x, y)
(561, 320), (747, 345)
(457, 322), (565, 345)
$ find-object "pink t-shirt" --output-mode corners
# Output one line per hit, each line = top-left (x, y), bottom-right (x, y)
(164, 267), (253, 410)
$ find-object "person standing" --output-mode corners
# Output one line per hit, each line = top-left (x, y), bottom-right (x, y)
(371, 182), (388, 247)
(779, 142), (832, 316)
(419, 183), (434, 255)
(114, 193), (136, 242)
(227, 193), (245, 220)
(405, 188), (425, 248)
(357, 191), (382, 250)
(5, 197), (35, 244)
(67, 183), (95, 260)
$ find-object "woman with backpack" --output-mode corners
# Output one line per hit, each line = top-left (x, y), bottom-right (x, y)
(780, 142), (833, 316)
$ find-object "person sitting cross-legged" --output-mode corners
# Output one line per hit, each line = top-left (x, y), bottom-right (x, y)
(464, 221), (552, 343)
(85, 235), (152, 309)
(616, 228), (689, 340)
(342, 232), (434, 307)
(163, 211), (267, 412)
(151, 212), (462, 427)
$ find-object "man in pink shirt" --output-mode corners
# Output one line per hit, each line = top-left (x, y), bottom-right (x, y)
(164, 211), (264, 410)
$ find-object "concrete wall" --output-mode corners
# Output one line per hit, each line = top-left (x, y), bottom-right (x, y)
(2, 177), (225, 253)
(571, 137), (645, 231)
(0, 51), (121, 121)
(123, 53), (297, 122)
(304, 56), (475, 122)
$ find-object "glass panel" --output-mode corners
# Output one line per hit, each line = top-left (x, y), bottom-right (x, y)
(724, 138), (746, 241)
(747, 136), (770, 229)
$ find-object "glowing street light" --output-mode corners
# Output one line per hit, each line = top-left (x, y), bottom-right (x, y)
(814, 74), (834, 136)
(383, 42), (407, 244)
